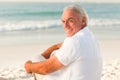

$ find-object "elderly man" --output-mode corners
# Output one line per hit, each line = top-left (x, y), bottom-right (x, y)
(24, 4), (102, 80)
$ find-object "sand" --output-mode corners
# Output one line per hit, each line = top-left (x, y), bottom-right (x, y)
(0, 38), (120, 80)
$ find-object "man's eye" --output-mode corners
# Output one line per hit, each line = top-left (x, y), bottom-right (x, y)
(62, 20), (65, 23)
(69, 19), (74, 22)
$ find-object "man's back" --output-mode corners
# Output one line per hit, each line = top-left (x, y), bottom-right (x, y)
(42, 27), (102, 80)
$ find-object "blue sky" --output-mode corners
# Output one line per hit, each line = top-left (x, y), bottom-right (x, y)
(0, 0), (119, 3)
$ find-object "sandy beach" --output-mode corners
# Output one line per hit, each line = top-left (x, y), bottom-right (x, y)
(0, 38), (120, 80)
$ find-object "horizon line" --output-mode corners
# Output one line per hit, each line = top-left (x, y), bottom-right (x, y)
(0, 1), (120, 4)
(0, 1), (119, 3)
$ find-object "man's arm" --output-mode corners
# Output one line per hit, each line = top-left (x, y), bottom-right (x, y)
(24, 55), (64, 75)
(41, 43), (62, 59)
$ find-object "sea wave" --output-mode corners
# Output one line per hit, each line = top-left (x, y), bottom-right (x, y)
(89, 18), (120, 27)
(0, 20), (61, 32)
(0, 18), (120, 32)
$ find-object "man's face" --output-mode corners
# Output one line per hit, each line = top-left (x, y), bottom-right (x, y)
(61, 10), (83, 37)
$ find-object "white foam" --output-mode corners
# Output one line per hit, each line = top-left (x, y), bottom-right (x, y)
(0, 18), (120, 32)
(89, 18), (120, 27)
(0, 20), (61, 32)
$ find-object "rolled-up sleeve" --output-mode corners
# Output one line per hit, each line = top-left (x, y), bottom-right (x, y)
(54, 38), (80, 66)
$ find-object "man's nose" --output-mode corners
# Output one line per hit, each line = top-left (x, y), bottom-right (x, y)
(64, 21), (69, 28)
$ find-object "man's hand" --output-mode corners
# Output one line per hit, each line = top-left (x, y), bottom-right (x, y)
(42, 43), (62, 59)
(24, 60), (32, 74)
(24, 55), (64, 75)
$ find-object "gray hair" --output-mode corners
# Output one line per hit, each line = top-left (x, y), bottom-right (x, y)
(63, 4), (88, 25)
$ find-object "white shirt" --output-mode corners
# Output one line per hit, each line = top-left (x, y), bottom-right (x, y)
(37, 27), (102, 80)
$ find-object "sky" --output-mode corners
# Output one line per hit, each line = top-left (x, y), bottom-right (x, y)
(0, 0), (120, 3)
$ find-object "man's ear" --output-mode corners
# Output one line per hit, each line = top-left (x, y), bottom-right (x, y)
(82, 16), (87, 27)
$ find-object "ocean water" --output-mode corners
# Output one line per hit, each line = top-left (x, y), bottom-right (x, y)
(0, 2), (120, 45)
